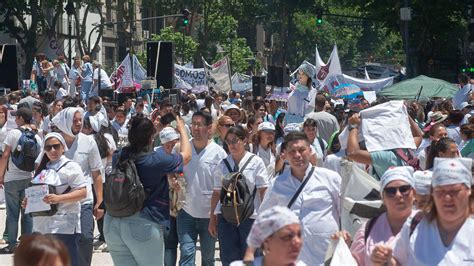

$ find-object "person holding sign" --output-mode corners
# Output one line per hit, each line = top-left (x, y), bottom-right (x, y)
(23, 133), (87, 266)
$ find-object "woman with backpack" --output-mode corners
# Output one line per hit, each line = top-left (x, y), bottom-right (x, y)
(104, 113), (191, 266)
(23, 132), (87, 266)
(382, 158), (473, 265)
(210, 125), (269, 266)
(332, 166), (416, 266)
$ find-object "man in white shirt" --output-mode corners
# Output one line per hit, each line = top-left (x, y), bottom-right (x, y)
(0, 107), (42, 253)
(49, 107), (103, 266)
(92, 61), (113, 99)
(176, 111), (227, 266)
(260, 131), (341, 265)
(453, 73), (472, 110)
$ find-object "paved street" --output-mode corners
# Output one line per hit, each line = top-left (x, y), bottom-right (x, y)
(0, 207), (222, 265)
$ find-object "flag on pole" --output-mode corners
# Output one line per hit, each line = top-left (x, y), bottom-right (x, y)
(110, 54), (147, 93)
(202, 55), (232, 94)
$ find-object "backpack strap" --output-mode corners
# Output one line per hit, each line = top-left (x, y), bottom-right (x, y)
(409, 211), (424, 236)
(364, 212), (382, 244)
(287, 166), (315, 208)
(393, 148), (409, 162)
(55, 161), (71, 172)
(223, 158), (233, 173)
(317, 137), (325, 153)
(239, 155), (255, 173)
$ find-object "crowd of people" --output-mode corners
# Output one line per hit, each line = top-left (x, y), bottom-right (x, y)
(0, 56), (472, 266)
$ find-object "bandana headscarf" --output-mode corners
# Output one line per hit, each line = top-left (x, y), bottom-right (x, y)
(52, 107), (84, 137)
(380, 166), (415, 193)
(432, 158), (472, 187)
(247, 206), (299, 248)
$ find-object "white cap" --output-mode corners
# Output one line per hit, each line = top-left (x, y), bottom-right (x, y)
(432, 158), (472, 187)
(224, 104), (241, 114)
(283, 123), (301, 136)
(257, 121), (275, 132)
(159, 127), (180, 144)
(380, 166), (415, 192)
(413, 170), (433, 195)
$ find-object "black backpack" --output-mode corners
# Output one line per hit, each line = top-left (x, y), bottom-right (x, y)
(104, 151), (146, 217)
(29, 161), (72, 217)
(12, 128), (40, 172)
(220, 155), (256, 226)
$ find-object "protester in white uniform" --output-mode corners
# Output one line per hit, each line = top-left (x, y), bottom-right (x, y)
(453, 73), (472, 110)
(302, 118), (327, 167)
(341, 166), (416, 266)
(26, 133), (87, 266)
(249, 122), (277, 176)
(230, 206), (305, 266)
(381, 158), (473, 265)
(413, 170), (432, 210)
(49, 107), (103, 266)
(210, 125), (269, 266)
(285, 63), (317, 125)
(176, 111), (227, 266)
(68, 56), (82, 96)
(259, 131), (341, 265)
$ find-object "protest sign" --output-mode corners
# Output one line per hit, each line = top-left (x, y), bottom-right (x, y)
(174, 64), (207, 91)
(25, 185), (51, 214)
(203, 56), (232, 94)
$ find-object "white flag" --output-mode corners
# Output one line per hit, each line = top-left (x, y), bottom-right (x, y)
(317, 44), (343, 92)
(340, 160), (384, 236)
(202, 56), (232, 94)
(110, 54), (147, 92)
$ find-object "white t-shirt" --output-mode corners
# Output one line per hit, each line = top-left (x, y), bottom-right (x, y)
(4, 127), (42, 182)
(56, 87), (68, 100)
(213, 152), (269, 219)
(182, 140), (227, 218)
(393, 215), (474, 265)
(93, 68), (112, 89)
(33, 156), (88, 234)
(259, 165), (341, 265)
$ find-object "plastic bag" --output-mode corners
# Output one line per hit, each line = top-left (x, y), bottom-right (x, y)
(326, 236), (357, 266)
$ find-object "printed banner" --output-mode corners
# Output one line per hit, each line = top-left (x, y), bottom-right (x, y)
(174, 64), (208, 91)
(342, 74), (394, 93)
(231, 73), (253, 92)
(203, 56), (232, 94)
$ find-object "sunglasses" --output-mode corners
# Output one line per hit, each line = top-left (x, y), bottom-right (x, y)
(384, 185), (412, 197)
(44, 144), (62, 152)
(220, 124), (234, 128)
(225, 138), (241, 145)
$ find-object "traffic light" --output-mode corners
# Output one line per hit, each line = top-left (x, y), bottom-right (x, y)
(316, 8), (323, 25)
(182, 9), (190, 26)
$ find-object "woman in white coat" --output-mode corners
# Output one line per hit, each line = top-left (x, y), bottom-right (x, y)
(374, 158), (474, 265)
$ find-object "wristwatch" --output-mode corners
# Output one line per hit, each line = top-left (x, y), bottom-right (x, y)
(349, 124), (358, 131)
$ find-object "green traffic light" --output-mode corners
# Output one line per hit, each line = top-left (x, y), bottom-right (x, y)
(317, 18), (323, 24)
(184, 18), (189, 25)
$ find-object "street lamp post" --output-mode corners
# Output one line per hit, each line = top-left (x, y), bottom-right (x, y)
(64, 0), (75, 66)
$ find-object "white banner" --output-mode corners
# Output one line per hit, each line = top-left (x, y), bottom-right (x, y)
(231, 73), (253, 92)
(340, 160), (384, 236)
(342, 74), (394, 94)
(318, 45), (343, 92)
(174, 64), (207, 91)
(203, 56), (232, 94)
(110, 54), (147, 92)
(360, 101), (417, 152)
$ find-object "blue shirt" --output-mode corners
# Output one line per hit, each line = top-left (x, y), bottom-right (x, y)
(113, 147), (184, 227)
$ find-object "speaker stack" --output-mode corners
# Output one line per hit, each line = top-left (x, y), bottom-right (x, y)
(252, 76), (266, 97)
(267, 65), (290, 87)
(147, 41), (179, 103)
(0, 44), (21, 91)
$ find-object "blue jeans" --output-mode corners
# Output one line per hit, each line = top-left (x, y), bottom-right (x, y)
(80, 81), (93, 103)
(176, 210), (216, 266)
(52, 233), (80, 266)
(164, 216), (178, 266)
(4, 179), (32, 247)
(104, 213), (165, 266)
(77, 204), (93, 266)
(217, 215), (254, 266)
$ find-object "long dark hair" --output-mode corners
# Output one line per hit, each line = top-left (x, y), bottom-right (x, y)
(426, 137), (456, 169)
(275, 112), (286, 140)
(127, 113), (156, 153)
(83, 116), (109, 159)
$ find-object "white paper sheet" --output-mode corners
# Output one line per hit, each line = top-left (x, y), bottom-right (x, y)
(25, 185), (51, 214)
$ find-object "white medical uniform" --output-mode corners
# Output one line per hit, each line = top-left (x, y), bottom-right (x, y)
(393, 215), (474, 265)
(285, 85), (317, 124)
(259, 165), (341, 265)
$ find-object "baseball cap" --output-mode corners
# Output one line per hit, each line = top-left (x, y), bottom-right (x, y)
(257, 122), (275, 132)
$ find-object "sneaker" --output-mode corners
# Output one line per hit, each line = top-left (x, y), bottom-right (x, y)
(101, 243), (108, 253)
(93, 241), (107, 252)
(0, 245), (16, 254)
